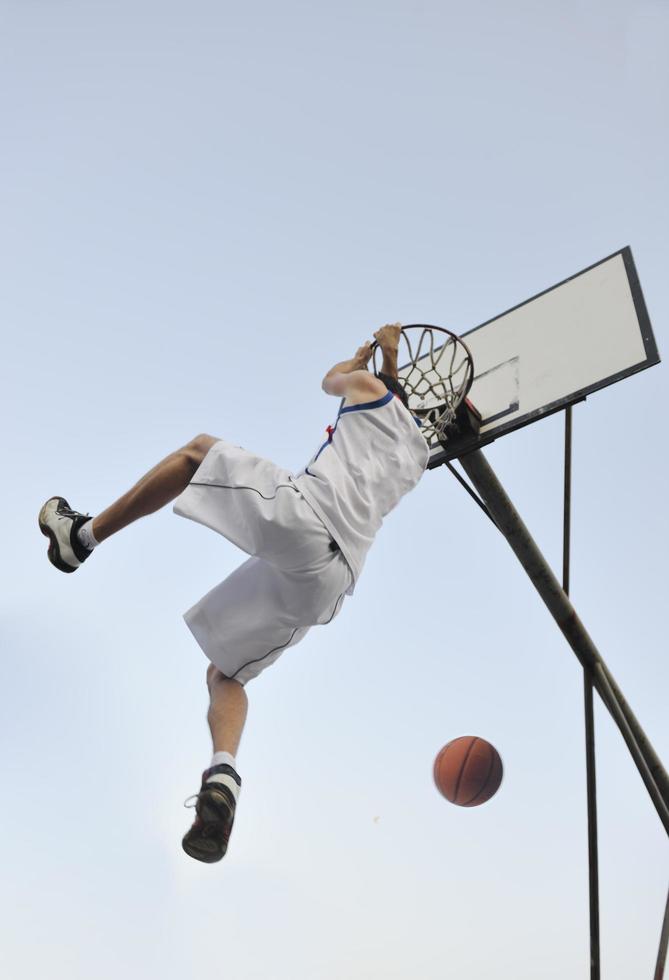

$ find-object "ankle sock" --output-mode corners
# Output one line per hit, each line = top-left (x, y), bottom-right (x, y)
(206, 751), (241, 800)
(210, 751), (237, 771)
(77, 519), (99, 551)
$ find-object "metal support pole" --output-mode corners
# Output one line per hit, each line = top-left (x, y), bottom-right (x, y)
(655, 885), (669, 980)
(458, 447), (669, 834)
(563, 407), (601, 980)
(592, 663), (669, 833)
(562, 407), (573, 596)
(583, 679), (600, 979)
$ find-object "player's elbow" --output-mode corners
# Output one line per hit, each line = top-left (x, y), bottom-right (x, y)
(322, 372), (347, 397)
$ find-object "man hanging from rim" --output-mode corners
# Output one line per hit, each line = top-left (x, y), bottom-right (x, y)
(38, 323), (429, 863)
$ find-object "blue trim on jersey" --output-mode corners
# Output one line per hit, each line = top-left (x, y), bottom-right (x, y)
(340, 388), (421, 425)
(311, 438), (331, 465)
(308, 416), (342, 471)
(304, 387), (422, 476)
(339, 390), (393, 414)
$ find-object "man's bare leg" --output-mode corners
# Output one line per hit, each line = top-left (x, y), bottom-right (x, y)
(39, 432), (219, 573)
(206, 664), (248, 755)
(92, 433), (219, 542)
(182, 665), (247, 864)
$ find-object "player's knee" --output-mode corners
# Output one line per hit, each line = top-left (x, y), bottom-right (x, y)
(206, 663), (230, 688)
(181, 433), (218, 469)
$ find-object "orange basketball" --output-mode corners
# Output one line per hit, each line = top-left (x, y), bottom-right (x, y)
(433, 736), (503, 806)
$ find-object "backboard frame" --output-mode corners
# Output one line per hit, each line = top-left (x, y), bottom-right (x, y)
(409, 247), (660, 469)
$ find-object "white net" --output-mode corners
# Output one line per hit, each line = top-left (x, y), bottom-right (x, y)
(373, 325), (474, 447)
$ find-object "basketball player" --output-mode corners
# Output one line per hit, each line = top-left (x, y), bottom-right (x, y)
(38, 324), (429, 863)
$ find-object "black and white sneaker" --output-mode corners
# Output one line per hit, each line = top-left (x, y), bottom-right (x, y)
(38, 496), (92, 573)
(182, 764), (241, 864)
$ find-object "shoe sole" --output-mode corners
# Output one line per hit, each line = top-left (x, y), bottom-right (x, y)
(39, 497), (77, 573)
(182, 790), (235, 864)
(181, 835), (225, 863)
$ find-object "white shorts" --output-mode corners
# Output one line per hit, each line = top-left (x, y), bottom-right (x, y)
(173, 440), (353, 685)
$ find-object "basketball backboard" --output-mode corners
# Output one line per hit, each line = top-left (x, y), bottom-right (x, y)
(399, 247), (660, 469)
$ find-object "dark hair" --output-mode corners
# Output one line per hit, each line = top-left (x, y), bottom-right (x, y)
(377, 371), (410, 410)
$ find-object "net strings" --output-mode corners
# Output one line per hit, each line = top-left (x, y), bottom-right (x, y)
(375, 326), (473, 446)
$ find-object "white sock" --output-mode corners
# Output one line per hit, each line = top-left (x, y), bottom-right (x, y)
(210, 751), (237, 771)
(77, 519), (99, 551)
(207, 751), (241, 800)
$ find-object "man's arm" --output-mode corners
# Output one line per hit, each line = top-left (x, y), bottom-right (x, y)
(322, 369), (384, 398)
(321, 327), (403, 401)
(322, 342), (388, 401)
(373, 324), (402, 380)
(322, 343), (373, 384)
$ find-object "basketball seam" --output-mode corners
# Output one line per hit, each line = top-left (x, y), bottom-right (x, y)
(461, 745), (496, 807)
(453, 737), (478, 805)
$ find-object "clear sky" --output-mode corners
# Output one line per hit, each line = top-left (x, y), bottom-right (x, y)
(2, 1), (668, 978)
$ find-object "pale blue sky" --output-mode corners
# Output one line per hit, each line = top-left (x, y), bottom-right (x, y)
(2, 2), (668, 978)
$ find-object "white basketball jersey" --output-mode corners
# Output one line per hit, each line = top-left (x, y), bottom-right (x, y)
(294, 389), (429, 591)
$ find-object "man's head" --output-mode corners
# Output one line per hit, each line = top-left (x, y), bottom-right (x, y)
(376, 371), (410, 409)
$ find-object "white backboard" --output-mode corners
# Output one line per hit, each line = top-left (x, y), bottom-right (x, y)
(401, 248), (659, 467)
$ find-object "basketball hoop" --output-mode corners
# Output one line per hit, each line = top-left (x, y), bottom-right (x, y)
(371, 324), (476, 447)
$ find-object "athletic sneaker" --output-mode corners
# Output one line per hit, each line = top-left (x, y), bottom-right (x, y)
(38, 496), (92, 573)
(182, 764), (241, 864)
